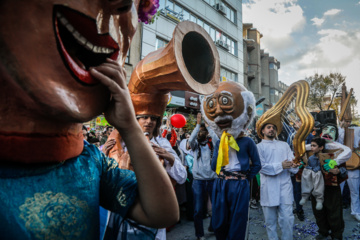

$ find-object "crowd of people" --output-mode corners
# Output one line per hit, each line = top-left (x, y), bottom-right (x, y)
(1, 1), (358, 240)
(81, 110), (358, 240)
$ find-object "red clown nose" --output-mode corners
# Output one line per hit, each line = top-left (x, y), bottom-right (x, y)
(170, 114), (187, 128)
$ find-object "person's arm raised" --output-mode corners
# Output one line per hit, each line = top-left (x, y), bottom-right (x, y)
(90, 59), (178, 228)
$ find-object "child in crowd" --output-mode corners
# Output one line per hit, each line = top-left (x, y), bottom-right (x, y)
(300, 137), (325, 210)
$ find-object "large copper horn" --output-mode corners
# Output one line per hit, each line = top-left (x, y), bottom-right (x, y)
(256, 80), (315, 163)
(128, 20), (220, 95)
(107, 21), (220, 170)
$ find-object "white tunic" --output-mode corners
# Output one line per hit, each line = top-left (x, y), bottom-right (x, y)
(151, 136), (187, 185)
(257, 139), (298, 207)
(122, 136), (187, 185)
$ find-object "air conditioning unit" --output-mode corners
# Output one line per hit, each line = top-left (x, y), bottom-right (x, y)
(216, 39), (229, 51)
(216, 39), (224, 46)
(215, 3), (226, 15)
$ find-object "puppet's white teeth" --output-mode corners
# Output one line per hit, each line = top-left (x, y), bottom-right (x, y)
(57, 12), (114, 54)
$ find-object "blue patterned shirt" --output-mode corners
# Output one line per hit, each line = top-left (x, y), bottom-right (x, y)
(0, 141), (138, 239)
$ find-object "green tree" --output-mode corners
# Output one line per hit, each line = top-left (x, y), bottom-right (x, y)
(306, 72), (347, 111)
(329, 97), (341, 116)
(326, 73), (346, 110)
(184, 113), (197, 133)
(306, 73), (330, 111)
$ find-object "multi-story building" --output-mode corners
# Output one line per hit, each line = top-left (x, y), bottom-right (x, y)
(124, 0), (244, 113)
(243, 23), (286, 115)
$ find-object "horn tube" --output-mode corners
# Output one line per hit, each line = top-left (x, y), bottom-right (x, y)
(128, 21), (220, 95)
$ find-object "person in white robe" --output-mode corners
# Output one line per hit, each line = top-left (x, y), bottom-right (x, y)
(257, 123), (299, 240)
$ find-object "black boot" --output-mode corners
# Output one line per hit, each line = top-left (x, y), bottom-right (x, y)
(296, 209), (305, 221)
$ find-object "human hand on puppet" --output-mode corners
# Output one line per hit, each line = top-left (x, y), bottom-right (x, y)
(90, 58), (137, 133)
(282, 160), (293, 169)
(197, 112), (202, 125)
(152, 145), (175, 166)
(102, 138), (116, 156)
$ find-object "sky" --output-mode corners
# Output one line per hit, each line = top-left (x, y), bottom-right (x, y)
(242, 0), (360, 113)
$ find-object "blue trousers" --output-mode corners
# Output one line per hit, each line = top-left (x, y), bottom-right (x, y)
(212, 178), (250, 240)
(291, 175), (302, 212)
(192, 179), (214, 237)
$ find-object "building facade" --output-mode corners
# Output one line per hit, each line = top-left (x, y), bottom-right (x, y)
(124, 0), (244, 113)
(243, 23), (287, 115)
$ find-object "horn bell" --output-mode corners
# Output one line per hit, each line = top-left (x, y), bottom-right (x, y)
(128, 21), (220, 95)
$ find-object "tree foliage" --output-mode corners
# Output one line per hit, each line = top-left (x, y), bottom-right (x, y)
(184, 113), (197, 133)
(306, 72), (347, 111)
(326, 73), (346, 111)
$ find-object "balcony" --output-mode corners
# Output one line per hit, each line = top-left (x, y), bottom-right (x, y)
(248, 70), (255, 80)
(163, 7), (182, 23)
(244, 39), (255, 51)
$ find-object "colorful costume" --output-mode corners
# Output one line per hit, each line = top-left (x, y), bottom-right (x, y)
(257, 139), (298, 240)
(201, 81), (261, 240)
(300, 154), (324, 210)
(0, 1), (179, 239)
(304, 124), (351, 239)
(211, 136), (261, 239)
(0, 142), (137, 239)
(101, 20), (221, 240)
(255, 81), (314, 240)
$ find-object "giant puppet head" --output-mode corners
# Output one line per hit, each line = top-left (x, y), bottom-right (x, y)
(0, 0), (157, 163)
(201, 81), (256, 139)
(321, 123), (339, 143)
(0, 0), (144, 124)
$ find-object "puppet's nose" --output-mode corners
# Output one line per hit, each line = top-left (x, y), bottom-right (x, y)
(214, 104), (224, 116)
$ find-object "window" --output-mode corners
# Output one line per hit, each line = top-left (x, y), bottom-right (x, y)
(159, 0), (165, 9)
(230, 40), (235, 55)
(197, 18), (203, 28)
(220, 67), (238, 82)
(215, 30), (221, 41)
(203, 23), (210, 35)
(167, 0), (174, 10)
(210, 27), (216, 41)
(162, 2), (237, 56)
(223, 3), (236, 23)
(156, 38), (168, 50)
(269, 63), (278, 70)
(230, 9), (235, 23)
(202, 0), (236, 23)
(174, 4), (182, 16)
(182, 9), (190, 21)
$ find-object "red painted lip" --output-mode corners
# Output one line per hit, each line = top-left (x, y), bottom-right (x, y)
(53, 5), (119, 85)
(322, 134), (333, 140)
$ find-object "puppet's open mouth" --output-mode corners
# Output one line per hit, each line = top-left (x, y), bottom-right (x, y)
(215, 119), (232, 129)
(53, 5), (119, 85)
(322, 134), (333, 140)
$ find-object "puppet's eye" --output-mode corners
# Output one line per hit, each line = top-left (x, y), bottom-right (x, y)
(208, 100), (214, 108)
(221, 96), (229, 105)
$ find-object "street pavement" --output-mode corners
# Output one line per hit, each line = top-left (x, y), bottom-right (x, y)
(166, 201), (360, 240)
